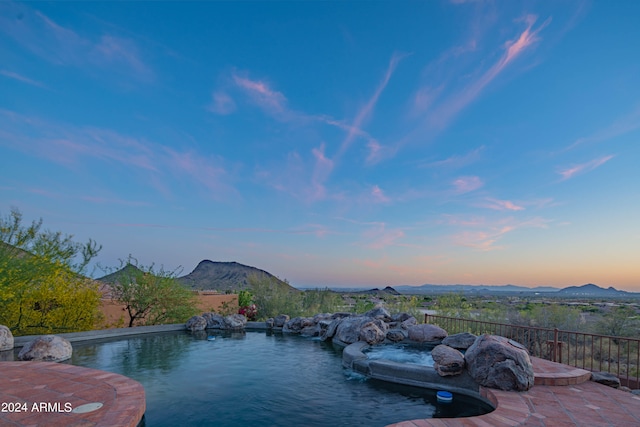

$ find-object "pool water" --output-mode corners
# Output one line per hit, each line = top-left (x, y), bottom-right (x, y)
(364, 343), (435, 367)
(69, 331), (491, 426)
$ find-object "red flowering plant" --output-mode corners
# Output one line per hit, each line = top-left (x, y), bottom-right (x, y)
(238, 304), (258, 321)
(237, 290), (258, 321)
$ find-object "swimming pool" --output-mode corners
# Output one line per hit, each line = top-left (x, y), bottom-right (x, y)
(69, 330), (492, 426)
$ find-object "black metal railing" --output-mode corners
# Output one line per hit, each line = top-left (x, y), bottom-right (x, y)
(424, 314), (640, 388)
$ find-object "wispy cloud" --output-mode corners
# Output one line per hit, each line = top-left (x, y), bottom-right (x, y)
(163, 148), (236, 199)
(427, 15), (550, 130)
(566, 108), (640, 151)
(232, 72), (289, 117)
(0, 69), (47, 88)
(362, 222), (405, 250)
(92, 35), (153, 79)
(452, 176), (483, 193)
(370, 185), (390, 203)
(480, 198), (525, 211)
(558, 155), (614, 180)
(450, 216), (550, 251)
(0, 3), (152, 81)
(309, 143), (334, 201)
(419, 146), (485, 169)
(0, 110), (236, 201)
(338, 52), (408, 156)
(208, 91), (236, 115)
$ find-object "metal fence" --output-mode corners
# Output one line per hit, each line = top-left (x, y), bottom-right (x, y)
(424, 314), (640, 388)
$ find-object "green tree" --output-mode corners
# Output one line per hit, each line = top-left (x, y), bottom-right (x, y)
(238, 290), (253, 307)
(106, 257), (199, 327)
(0, 208), (102, 335)
(520, 304), (583, 330)
(249, 274), (303, 319)
(434, 293), (471, 318)
(594, 306), (639, 337)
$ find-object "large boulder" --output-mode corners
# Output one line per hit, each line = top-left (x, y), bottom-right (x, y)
(313, 313), (333, 323)
(223, 314), (247, 329)
(431, 344), (465, 376)
(465, 334), (534, 391)
(283, 317), (314, 333)
(363, 305), (392, 321)
(386, 329), (406, 342)
(274, 314), (290, 328)
(17, 335), (72, 362)
(392, 312), (414, 323)
(407, 324), (448, 342)
(359, 319), (388, 344)
(591, 372), (620, 389)
(202, 312), (225, 329)
(186, 315), (207, 331)
(334, 317), (368, 344)
(319, 318), (342, 341)
(400, 316), (418, 330)
(0, 325), (13, 351)
(442, 332), (477, 350)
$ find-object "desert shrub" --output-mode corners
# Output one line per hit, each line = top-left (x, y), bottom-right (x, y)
(0, 208), (102, 335)
(105, 256), (199, 327)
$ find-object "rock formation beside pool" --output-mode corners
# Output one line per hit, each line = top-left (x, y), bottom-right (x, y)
(407, 323), (448, 342)
(17, 335), (72, 362)
(191, 304), (535, 392)
(186, 315), (207, 331)
(431, 344), (465, 376)
(464, 334), (535, 391)
(186, 313), (248, 331)
(0, 325), (13, 352)
(442, 331), (477, 350)
(264, 306), (535, 392)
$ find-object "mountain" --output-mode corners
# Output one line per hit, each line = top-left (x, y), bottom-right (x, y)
(177, 260), (297, 293)
(350, 286), (401, 296)
(96, 264), (145, 283)
(395, 284), (560, 294)
(556, 283), (629, 297)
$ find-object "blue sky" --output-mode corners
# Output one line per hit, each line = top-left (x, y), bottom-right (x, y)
(1, 1), (639, 291)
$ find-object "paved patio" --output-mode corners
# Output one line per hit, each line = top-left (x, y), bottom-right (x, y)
(387, 357), (640, 427)
(0, 361), (144, 427)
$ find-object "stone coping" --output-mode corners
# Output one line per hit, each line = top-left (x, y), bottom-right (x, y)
(343, 342), (484, 399)
(0, 361), (145, 427)
(11, 321), (268, 348)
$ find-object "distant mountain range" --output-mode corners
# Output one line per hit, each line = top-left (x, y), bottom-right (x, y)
(351, 286), (402, 296)
(96, 257), (636, 298)
(394, 283), (637, 297)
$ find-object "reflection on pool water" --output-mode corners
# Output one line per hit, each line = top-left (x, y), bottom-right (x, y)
(364, 344), (435, 367)
(69, 331), (491, 426)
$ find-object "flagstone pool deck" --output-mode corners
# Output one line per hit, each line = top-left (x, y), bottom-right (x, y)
(1, 356), (639, 427)
(388, 357), (640, 427)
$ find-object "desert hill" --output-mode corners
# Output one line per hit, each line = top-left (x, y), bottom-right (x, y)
(98, 260), (296, 294)
(351, 286), (401, 296)
(177, 260), (297, 293)
(556, 283), (629, 297)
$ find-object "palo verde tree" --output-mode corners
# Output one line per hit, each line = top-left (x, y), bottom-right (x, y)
(0, 208), (102, 335)
(105, 256), (198, 327)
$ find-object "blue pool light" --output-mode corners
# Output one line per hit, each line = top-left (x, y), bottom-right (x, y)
(436, 390), (453, 404)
